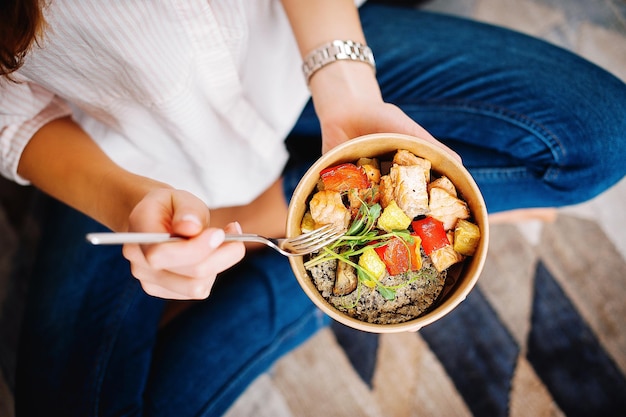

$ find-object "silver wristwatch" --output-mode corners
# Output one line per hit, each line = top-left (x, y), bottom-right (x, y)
(302, 40), (376, 85)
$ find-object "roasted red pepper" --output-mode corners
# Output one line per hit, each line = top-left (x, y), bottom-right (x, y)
(320, 163), (370, 193)
(411, 217), (449, 255)
(374, 236), (421, 275)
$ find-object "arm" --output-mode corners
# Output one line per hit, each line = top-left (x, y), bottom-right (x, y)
(18, 116), (164, 232)
(281, 0), (459, 158)
(18, 116), (245, 299)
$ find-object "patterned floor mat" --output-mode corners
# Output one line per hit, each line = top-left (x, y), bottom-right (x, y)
(226, 215), (626, 417)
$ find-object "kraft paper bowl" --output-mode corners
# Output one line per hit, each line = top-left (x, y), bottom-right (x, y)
(286, 133), (489, 333)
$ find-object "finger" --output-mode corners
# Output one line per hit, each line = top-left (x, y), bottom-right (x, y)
(127, 189), (210, 238)
(224, 221), (243, 235)
(127, 189), (178, 233)
(130, 240), (243, 299)
(139, 228), (225, 270)
(163, 230), (245, 278)
(170, 191), (211, 237)
(127, 222), (244, 273)
(140, 280), (191, 300)
(134, 267), (218, 300)
(412, 126), (462, 163)
(321, 125), (350, 154)
(399, 119), (462, 163)
(143, 287), (189, 300)
(125, 244), (219, 299)
(124, 229), (244, 298)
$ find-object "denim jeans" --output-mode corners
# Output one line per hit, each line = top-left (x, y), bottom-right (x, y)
(15, 3), (626, 417)
(289, 7), (626, 213)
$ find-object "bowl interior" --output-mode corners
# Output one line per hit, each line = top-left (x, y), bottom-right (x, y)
(286, 133), (489, 333)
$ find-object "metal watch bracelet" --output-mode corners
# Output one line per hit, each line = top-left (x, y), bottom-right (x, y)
(301, 40), (376, 85)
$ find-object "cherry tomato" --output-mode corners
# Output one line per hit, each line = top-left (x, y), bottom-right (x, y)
(374, 236), (421, 275)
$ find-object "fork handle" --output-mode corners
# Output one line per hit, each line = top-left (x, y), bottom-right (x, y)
(85, 232), (265, 245)
(86, 232), (177, 245)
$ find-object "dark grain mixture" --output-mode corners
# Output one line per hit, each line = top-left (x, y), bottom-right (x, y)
(306, 253), (447, 324)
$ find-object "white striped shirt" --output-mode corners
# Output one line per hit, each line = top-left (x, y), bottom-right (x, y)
(0, 0), (312, 208)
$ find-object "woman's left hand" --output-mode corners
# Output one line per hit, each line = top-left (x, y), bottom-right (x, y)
(309, 61), (460, 162)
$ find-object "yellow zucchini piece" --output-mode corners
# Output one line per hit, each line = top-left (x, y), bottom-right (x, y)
(453, 219), (481, 256)
(358, 247), (387, 287)
(300, 212), (316, 234)
(377, 200), (411, 232)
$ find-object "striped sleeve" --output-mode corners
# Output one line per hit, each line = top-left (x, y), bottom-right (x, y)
(0, 81), (72, 184)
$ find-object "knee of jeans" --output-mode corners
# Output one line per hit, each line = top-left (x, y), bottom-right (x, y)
(544, 133), (626, 206)
(565, 75), (626, 203)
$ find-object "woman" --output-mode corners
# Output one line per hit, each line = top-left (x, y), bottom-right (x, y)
(2, 0), (625, 415)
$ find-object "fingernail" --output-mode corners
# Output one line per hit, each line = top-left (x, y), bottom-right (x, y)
(181, 214), (202, 226)
(233, 221), (242, 234)
(208, 229), (225, 248)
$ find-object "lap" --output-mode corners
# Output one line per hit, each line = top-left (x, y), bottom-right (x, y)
(15, 196), (164, 415)
(145, 249), (326, 416)
(364, 4), (626, 211)
(15, 5), (626, 416)
(292, 4), (626, 212)
(16, 195), (325, 417)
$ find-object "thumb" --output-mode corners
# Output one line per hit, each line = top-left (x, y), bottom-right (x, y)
(321, 125), (350, 154)
(391, 109), (462, 163)
(170, 191), (211, 237)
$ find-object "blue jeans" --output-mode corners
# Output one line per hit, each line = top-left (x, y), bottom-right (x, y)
(15, 3), (626, 417)
(289, 7), (626, 213)
(16, 195), (329, 417)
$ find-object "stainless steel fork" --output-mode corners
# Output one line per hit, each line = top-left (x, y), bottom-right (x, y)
(85, 223), (345, 257)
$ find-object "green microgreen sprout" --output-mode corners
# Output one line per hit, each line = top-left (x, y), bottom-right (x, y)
(304, 198), (423, 301)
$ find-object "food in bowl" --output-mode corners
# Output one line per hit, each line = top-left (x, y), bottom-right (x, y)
(299, 149), (481, 325)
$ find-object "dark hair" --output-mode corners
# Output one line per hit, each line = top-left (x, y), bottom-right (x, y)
(0, 0), (46, 79)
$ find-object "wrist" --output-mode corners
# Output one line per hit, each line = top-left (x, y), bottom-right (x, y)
(302, 40), (375, 85)
(309, 59), (383, 119)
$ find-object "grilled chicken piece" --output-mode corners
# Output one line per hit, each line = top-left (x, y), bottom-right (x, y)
(430, 244), (464, 272)
(393, 150), (432, 182)
(334, 261), (358, 295)
(309, 190), (351, 230)
(428, 187), (470, 230)
(428, 175), (457, 197)
(379, 175), (395, 209)
(390, 164), (429, 219)
(356, 157), (381, 184)
(347, 187), (380, 217)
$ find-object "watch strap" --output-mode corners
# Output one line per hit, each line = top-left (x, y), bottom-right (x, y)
(301, 40), (376, 85)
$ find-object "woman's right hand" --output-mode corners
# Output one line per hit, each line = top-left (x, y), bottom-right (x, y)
(121, 188), (246, 300)
(16, 117), (246, 300)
